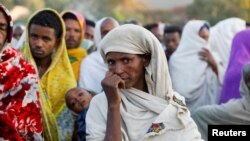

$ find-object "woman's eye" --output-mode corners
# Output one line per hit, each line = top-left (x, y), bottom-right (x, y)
(107, 60), (114, 65)
(123, 59), (129, 64)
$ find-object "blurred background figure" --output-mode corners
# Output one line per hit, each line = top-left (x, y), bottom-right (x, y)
(123, 18), (141, 25)
(163, 25), (182, 60)
(82, 18), (96, 54)
(192, 62), (250, 141)
(169, 20), (222, 112)
(79, 17), (119, 94)
(62, 10), (88, 82)
(11, 24), (25, 45)
(209, 17), (246, 84)
(218, 28), (250, 104)
(144, 22), (164, 44)
(13, 24), (25, 40)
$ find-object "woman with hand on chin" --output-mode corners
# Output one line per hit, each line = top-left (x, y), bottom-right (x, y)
(85, 24), (203, 141)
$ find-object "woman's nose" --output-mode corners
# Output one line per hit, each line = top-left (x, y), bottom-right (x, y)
(114, 63), (123, 75)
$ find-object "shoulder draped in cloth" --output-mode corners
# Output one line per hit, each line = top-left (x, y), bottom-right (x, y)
(0, 45), (43, 140)
(192, 62), (250, 141)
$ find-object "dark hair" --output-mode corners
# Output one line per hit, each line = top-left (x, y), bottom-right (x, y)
(29, 10), (62, 39)
(123, 19), (140, 25)
(246, 22), (250, 27)
(199, 23), (209, 32)
(164, 25), (182, 36)
(62, 12), (77, 21)
(86, 19), (95, 27)
(143, 23), (159, 31)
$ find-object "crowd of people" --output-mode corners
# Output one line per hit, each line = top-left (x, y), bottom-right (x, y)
(1, 3), (250, 141)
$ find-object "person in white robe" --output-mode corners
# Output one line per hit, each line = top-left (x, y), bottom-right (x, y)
(168, 20), (222, 112)
(209, 17), (246, 84)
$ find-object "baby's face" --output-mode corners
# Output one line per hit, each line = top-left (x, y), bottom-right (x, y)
(66, 88), (93, 113)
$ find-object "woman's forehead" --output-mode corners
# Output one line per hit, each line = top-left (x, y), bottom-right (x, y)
(105, 52), (137, 58)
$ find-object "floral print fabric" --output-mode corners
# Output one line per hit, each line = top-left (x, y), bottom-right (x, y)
(0, 47), (42, 141)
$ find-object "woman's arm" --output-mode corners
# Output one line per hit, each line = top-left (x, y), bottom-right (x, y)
(101, 71), (125, 141)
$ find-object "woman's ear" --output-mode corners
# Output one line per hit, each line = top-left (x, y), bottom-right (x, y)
(143, 54), (151, 67)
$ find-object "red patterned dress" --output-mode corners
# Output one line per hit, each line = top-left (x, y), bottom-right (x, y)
(0, 46), (43, 141)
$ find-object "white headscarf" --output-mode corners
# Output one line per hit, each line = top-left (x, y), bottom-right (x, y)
(100, 24), (173, 99)
(78, 17), (119, 94)
(169, 20), (220, 111)
(86, 24), (202, 141)
(94, 17), (119, 49)
(210, 17), (246, 83)
(210, 17), (245, 68)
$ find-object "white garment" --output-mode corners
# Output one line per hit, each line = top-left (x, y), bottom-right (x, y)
(192, 63), (250, 141)
(210, 17), (246, 83)
(78, 51), (107, 93)
(78, 17), (119, 94)
(15, 30), (26, 50)
(86, 24), (203, 141)
(94, 17), (119, 48)
(169, 20), (220, 112)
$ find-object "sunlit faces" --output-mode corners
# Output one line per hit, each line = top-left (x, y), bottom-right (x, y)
(64, 19), (82, 49)
(100, 19), (117, 39)
(199, 28), (209, 41)
(105, 52), (150, 91)
(0, 11), (8, 48)
(164, 32), (181, 52)
(29, 24), (59, 59)
(65, 88), (93, 113)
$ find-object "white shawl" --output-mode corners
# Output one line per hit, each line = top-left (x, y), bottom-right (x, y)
(210, 17), (246, 83)
(169, 20), (221, 112)
(86, 24), (203, 141)
(94, 17), (119, 48)
(78, 17), (119, 94)
(192, 63), (250, 141)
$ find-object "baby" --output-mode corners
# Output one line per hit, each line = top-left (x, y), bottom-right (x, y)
(65, 87), (94, 141)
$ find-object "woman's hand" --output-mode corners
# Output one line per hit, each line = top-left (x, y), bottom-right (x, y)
(102, 71), (124, 141)
(101, 71), (125, 107)
(198, 48), (218, 75)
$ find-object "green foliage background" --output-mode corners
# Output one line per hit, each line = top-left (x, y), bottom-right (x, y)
(2, 0), (250, 25)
